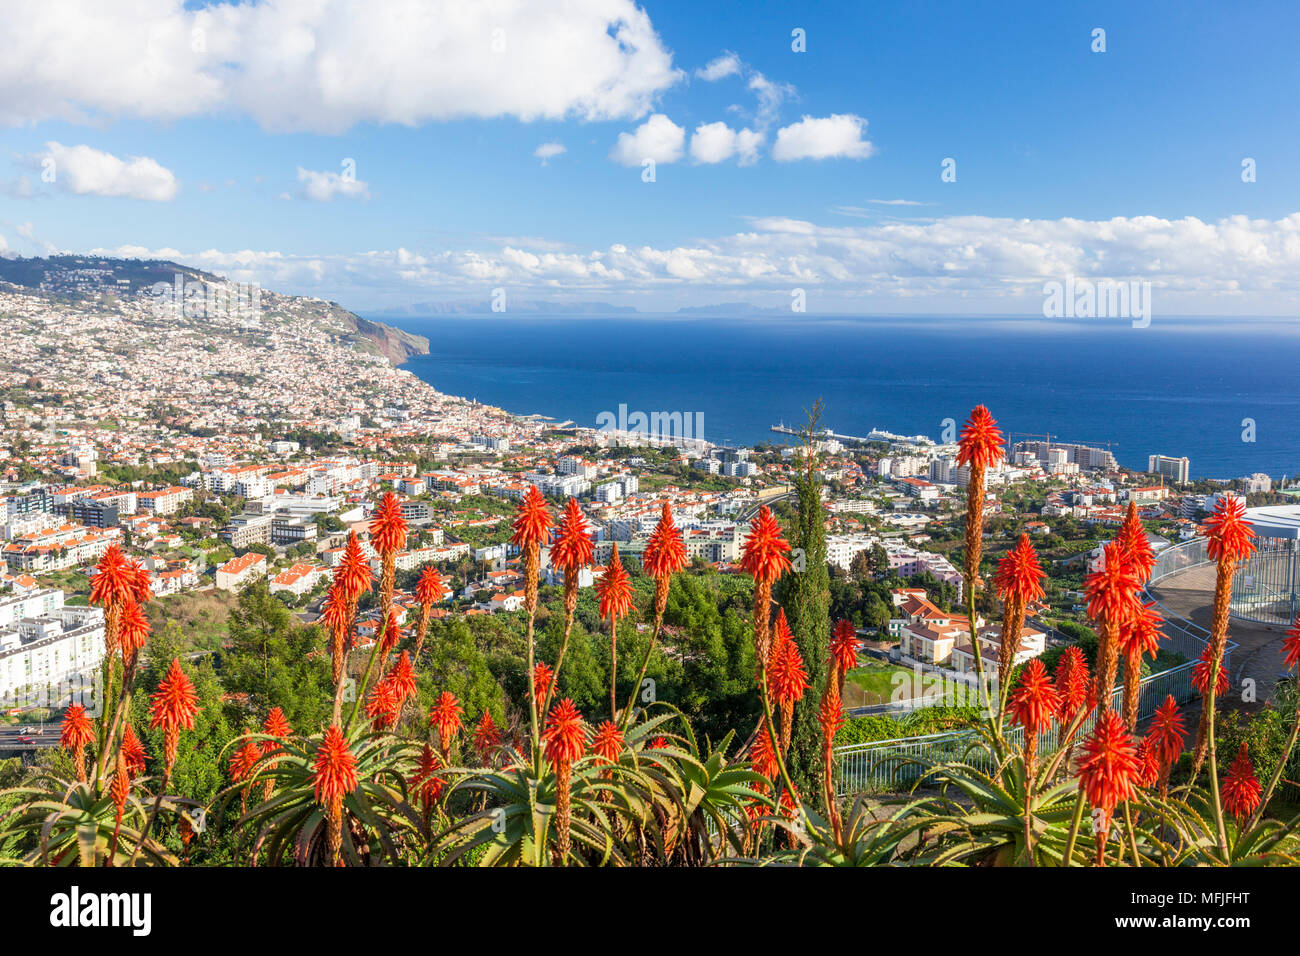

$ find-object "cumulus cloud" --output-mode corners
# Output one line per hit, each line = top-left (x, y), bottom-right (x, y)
(89, 211), (1300, 313)
(772, 114), (874, 162)
(41, 142), (178, 200)
(609, 113), (685, 166)
(534, 142), (566, 165)
(689, 122), (762, 166)
(695, 52), (742, 82)
(296, 167), (370, 202)
(0, 0), (682, 133)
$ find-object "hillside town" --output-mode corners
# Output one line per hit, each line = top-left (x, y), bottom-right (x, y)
(1, 263), (1291, 716)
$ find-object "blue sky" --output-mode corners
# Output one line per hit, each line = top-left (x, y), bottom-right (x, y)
(3, 0), (1300, 313)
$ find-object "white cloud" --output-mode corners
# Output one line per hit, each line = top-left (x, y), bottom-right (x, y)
(772, 114), (875, 162)
(689, 122), (762, 166)
(0, 0), (682, 133)
(89, 211), (1300, 313)
(609, 114), (685, 166)
(42, 142), (178, 200)
(695, 52), (742, 82)
(534, 142), (566, 165)
(870, 198), (927, 206)
(296, 167), (370, 202)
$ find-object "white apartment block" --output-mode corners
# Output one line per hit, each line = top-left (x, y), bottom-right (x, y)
(0, 589), (106, 708)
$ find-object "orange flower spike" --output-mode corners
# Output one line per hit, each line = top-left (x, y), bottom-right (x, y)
(120, 723), (148, 776)
(1221, 744), (1263, 821)
(366, 679), (400, 731)
(411, 744), (445, 807)
(116, 597), (151, 664)
(829, 619), (860, 681)
(89, 543), (134, 608)
(955, 405), (1005, 471)
(127, 559), (154, 606)
(740, 506), (793, 585)
(769, 624), (809, 707)
(543, 698), (587, 766)
(817, 685), (845, 742)
(1146, 695), (1186, 767)
(429, 691), (464, 747)
(595, 543), (634, 622)
(1054, 645), (1091, 721)
(1203, 496), (1257, 564)
(1083, 542), (1142, 624)
(369, 491), (408, 556)
(532, 662), (555, 702)
(414, 565), (445, 606)
(261, 706), (293, 754)
(510, 485), (554, 550)
(993, 534), (1047, 606)
(378, 607), (402, 656)
(642, 502), (688, 581)
(312, 724), (359, 806)
(1284, 615), (1300, 671)
(148, 658), (200, 770)
(1077, 711), (1141, 816)
(1008, 659), (1061, 740)
(1116, 502), (1156, 584)
(1192, 644), (1231, 696)
(333, 532), (374, 600)
(749, 726), (780, 778)
(1116, 601), (1164, 661)
(591, 720), (625, 765)
(550, 497), (596, 573)
(230, 740), (262, 783)
(385, 651), (418, 706)
(59, 704), (95, 780)
(472, 710), (502, 762)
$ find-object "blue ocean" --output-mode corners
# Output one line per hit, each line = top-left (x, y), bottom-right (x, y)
(380, 314), (1300, 480)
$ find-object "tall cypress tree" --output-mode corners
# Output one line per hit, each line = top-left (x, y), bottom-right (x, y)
(776, 401), (831, 806)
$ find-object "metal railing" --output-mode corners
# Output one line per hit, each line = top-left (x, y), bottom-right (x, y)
(833, 661), (1196, 795)
(832, 538), (1226, 796)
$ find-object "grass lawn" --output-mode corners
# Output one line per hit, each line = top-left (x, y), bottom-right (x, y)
(844, 661), (964, 708)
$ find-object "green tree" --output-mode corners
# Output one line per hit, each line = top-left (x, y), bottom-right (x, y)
(775, 402), (832, 807)
(222, 581), (332, 731)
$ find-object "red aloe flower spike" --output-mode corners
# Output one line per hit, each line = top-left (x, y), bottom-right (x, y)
(1008, 659), (1060, 764)
(120, 723), (148, 776)
(148, 658), (200, 771)
(829, 619), (860, 692)
(369, 492), (408, 556)
(510, 485), (554, 550)
(642, 502), (687, 581)
(1146, 695), (1186, 768)
(1077, 710), (1141, 863)
(1221, 744), (1262, 821)
(411, 744), (445, 807)
(1203, 496), (1257, 564)
(59, 704), (95, 782)
(543, 698), (586, 861)
(1054, 645), (1092, 722)
(591, 719), (625, 766)
(313, 724), (358, 865)
(333, 531), (374, 600)
(117, 597), (151, 667)
(532, 662), (555, 702)
(1283, 614), (1300, 671)
(1116, 501), (1156, 584)
(740, 506), (793, 585)
(550, 498), (596, 573)
(472, 710), (502, 763)
(595, 543), (634, 622)
(428, 691), (463, 754)
(955, 405), (1005, 472)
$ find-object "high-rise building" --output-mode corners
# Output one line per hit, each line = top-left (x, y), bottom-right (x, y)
(1148, 454), (1190, 484)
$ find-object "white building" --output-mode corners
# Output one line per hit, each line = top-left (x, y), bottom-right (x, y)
(0, 589), (105, 708)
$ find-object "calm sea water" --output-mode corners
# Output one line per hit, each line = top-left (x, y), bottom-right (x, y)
(379, 314), (1300, 480)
